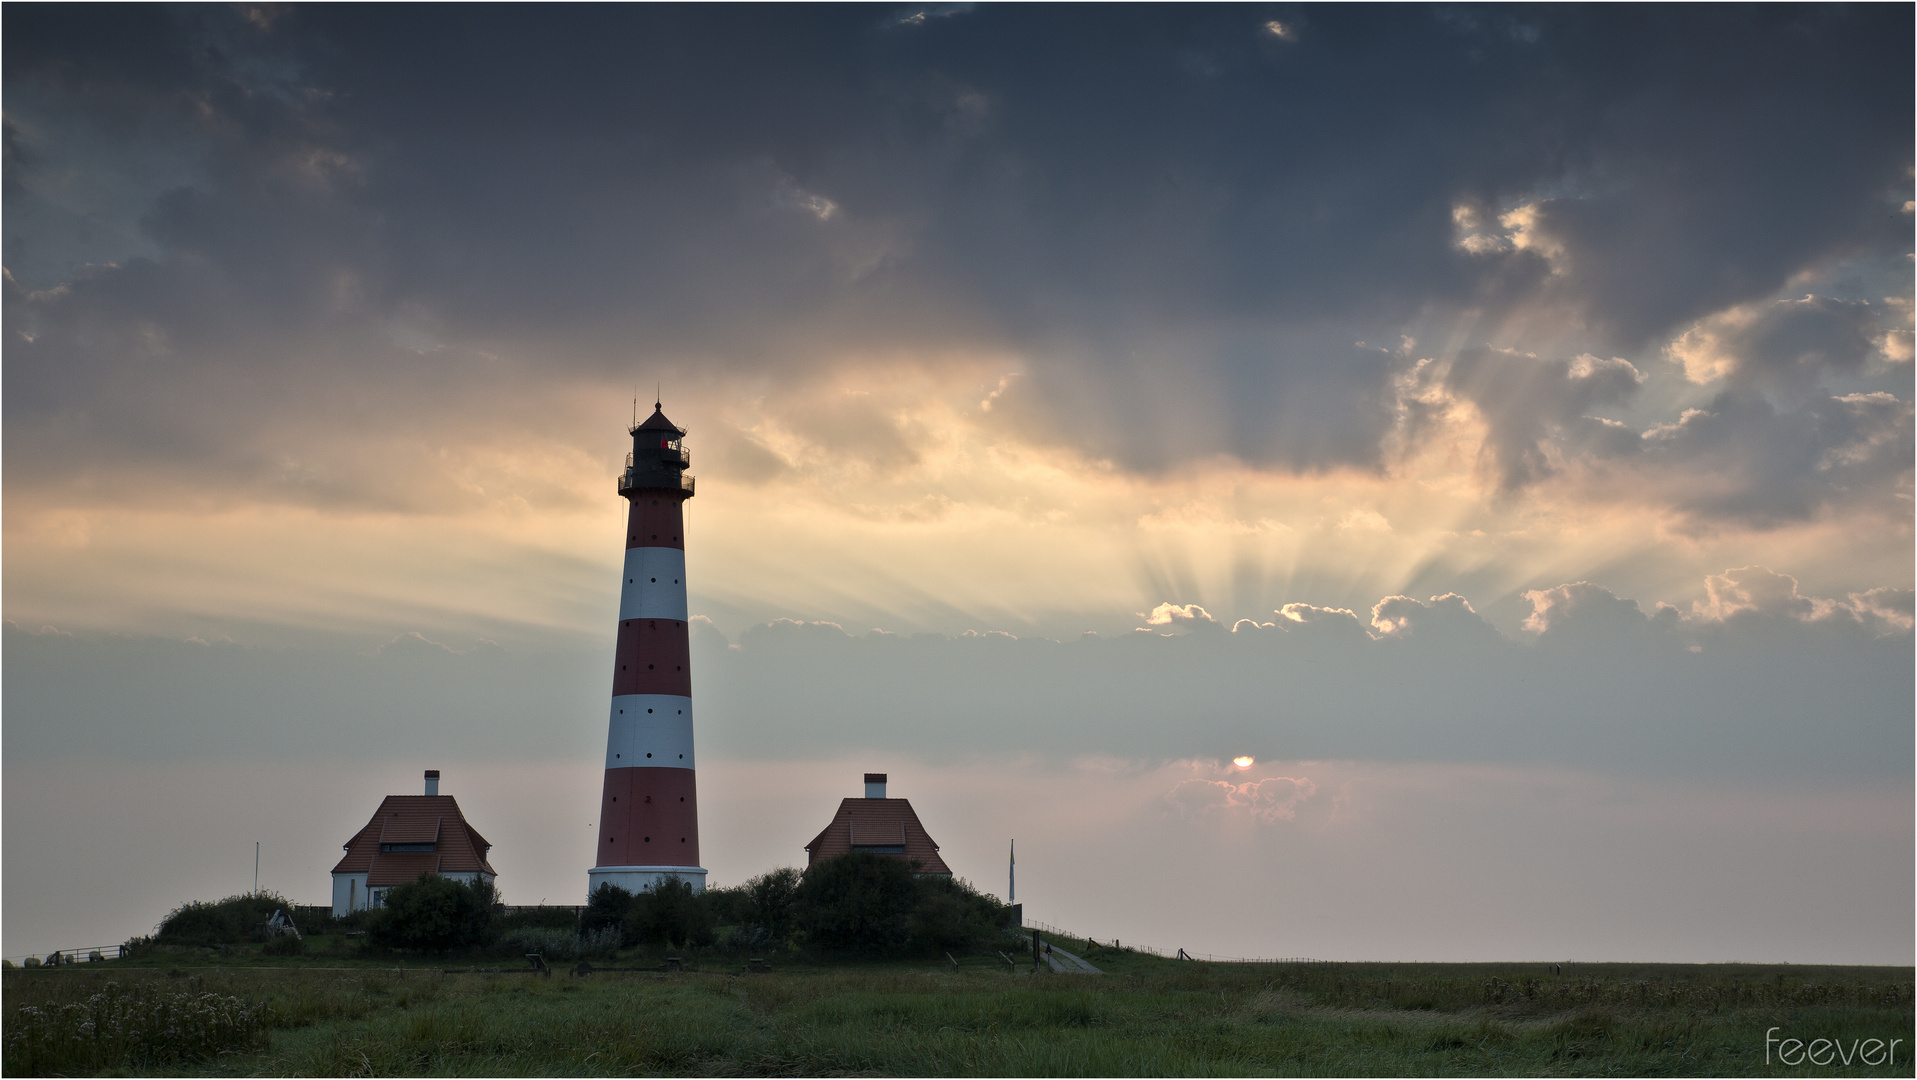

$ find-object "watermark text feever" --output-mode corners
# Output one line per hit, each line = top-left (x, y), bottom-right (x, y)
(1767, 1027), (1903, 1067)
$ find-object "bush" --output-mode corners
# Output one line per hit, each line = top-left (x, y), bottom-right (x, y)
(701, 882), (751, 929)
(743, 868), (801, 946)
(494, 905), (582, 934)
(583, 884), (634, 943)
(155, 892), (294, 947)
(367, 875), (498, 952)
(22, 958), (40, 969)
(496, 926), (621, 961)
(627, 877), (713, 948)
(790, 855), (1010, 956)
(261, 934), (305, 957)
(911, 875), (1008, 953)
(794, 853), (918, 953)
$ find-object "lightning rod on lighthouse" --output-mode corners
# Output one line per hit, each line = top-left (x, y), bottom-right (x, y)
(588, 401), (707, 896)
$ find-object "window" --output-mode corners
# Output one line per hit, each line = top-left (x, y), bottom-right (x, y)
(379, 842), (435, 853)
(851, 845), (906, 855)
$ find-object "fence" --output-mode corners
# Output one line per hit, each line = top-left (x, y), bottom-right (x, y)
(1022, 918), (1176, 959)
(1021, 917), (1331, 965)
(5, 944), (130, 967)
(284, 904), (582, 927)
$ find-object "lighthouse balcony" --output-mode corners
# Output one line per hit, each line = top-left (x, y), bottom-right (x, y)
(620, 470), (696, 495)
(627, 447), (690, 467)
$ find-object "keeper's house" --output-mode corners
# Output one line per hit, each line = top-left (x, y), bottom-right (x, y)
(331, 770), (497, 914)
(803, 773), (952, 876)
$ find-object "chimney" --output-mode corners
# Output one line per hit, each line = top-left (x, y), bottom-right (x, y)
(864, 773), (887, 799)
(424, 769), (440, 796)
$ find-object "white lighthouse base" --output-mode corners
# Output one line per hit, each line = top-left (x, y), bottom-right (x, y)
(589, 865), (708, 898)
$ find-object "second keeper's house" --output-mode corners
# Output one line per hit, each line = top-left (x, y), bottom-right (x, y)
(803, 773), (952, 876)
(331, 770), (497, 914)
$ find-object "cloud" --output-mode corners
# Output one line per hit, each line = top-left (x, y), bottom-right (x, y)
(1522, 581), (1665, 640)
(1262, 604), (1371, 647)
(1633, 391), (1913, 528)
(1368, 592), (1502, 644)
(1525, 570), (1914, 643)
(1167, 774), (1317, 822)
(1848, 586), (1916, 635)
(775, 175), (840, 222)
(5, 4), (1908, 508)
(6, 569), (1908, 779)
(1140, 602), (1221, 630)
(1668, 295), (1891, 403)
(1430, 347), (1644, 489)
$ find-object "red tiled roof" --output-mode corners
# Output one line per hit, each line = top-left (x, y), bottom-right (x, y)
(367, 852), (442, 887)
(804, 798), (951, 875)
(379, 816), (441, 845)
(331, 794), (495, 884)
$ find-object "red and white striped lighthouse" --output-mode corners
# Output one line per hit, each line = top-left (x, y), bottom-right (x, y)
(588, 402), (706, 896)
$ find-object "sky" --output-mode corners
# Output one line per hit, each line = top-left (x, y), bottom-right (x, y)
(3, 5), (1912, 964)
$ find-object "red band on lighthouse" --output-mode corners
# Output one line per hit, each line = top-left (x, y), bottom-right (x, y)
(589, 403), (706, 897)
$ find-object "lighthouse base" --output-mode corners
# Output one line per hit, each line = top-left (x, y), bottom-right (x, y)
(588, 865), (708, 898)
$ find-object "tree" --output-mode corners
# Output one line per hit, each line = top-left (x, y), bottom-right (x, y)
(625, 876), (712, 948)
(744, 867), (801, 945)
(911, 875), (1007, 952)
(583, 883), (636, 943)
(793, 853), (917, 953)
(369, 875), (497, 951)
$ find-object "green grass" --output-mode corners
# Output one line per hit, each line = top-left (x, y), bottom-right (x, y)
(5, 943), (1911, 1076)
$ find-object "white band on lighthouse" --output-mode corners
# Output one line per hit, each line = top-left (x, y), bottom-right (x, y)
(618, 547), (689, 621)
(605, 694), (696, 769)
(588, 865), (708, 895)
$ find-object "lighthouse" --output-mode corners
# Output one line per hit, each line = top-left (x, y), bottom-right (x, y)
(588, 402), (706, 896)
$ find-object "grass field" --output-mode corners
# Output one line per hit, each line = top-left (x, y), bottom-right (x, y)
(4, 937), (1911, 1076)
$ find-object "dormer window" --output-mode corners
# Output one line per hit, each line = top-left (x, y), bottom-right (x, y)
(379, 842), (436, 853)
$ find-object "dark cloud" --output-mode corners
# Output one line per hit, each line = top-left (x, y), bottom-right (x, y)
(8, 573), (1908, 780)
(1437, 347), (1644, 488)
(3, 6), (1910, 504)
(1392, 338), (1910, 525)
(1635, 390), (1913, 528)
(1670, 295), (1895, 405)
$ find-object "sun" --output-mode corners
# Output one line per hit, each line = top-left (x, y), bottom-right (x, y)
(1232, 755), (1254, 768)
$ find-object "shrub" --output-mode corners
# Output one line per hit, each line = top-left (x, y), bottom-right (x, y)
(155, 892), (294, 947)
(22, 958), (40, 969)
(583, 883), (635, 942)
(367, 875), (498, 952)
(627, 877), (713, 948)
(794, 853), (918, 953)
(494, 905), (582, 934)
(702, 882), (751, 929)
(912, 875), (1009, 952)
(743, 867), (801, 945)
(496, 926), (621, 961)
(262, 934), (305, 957)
